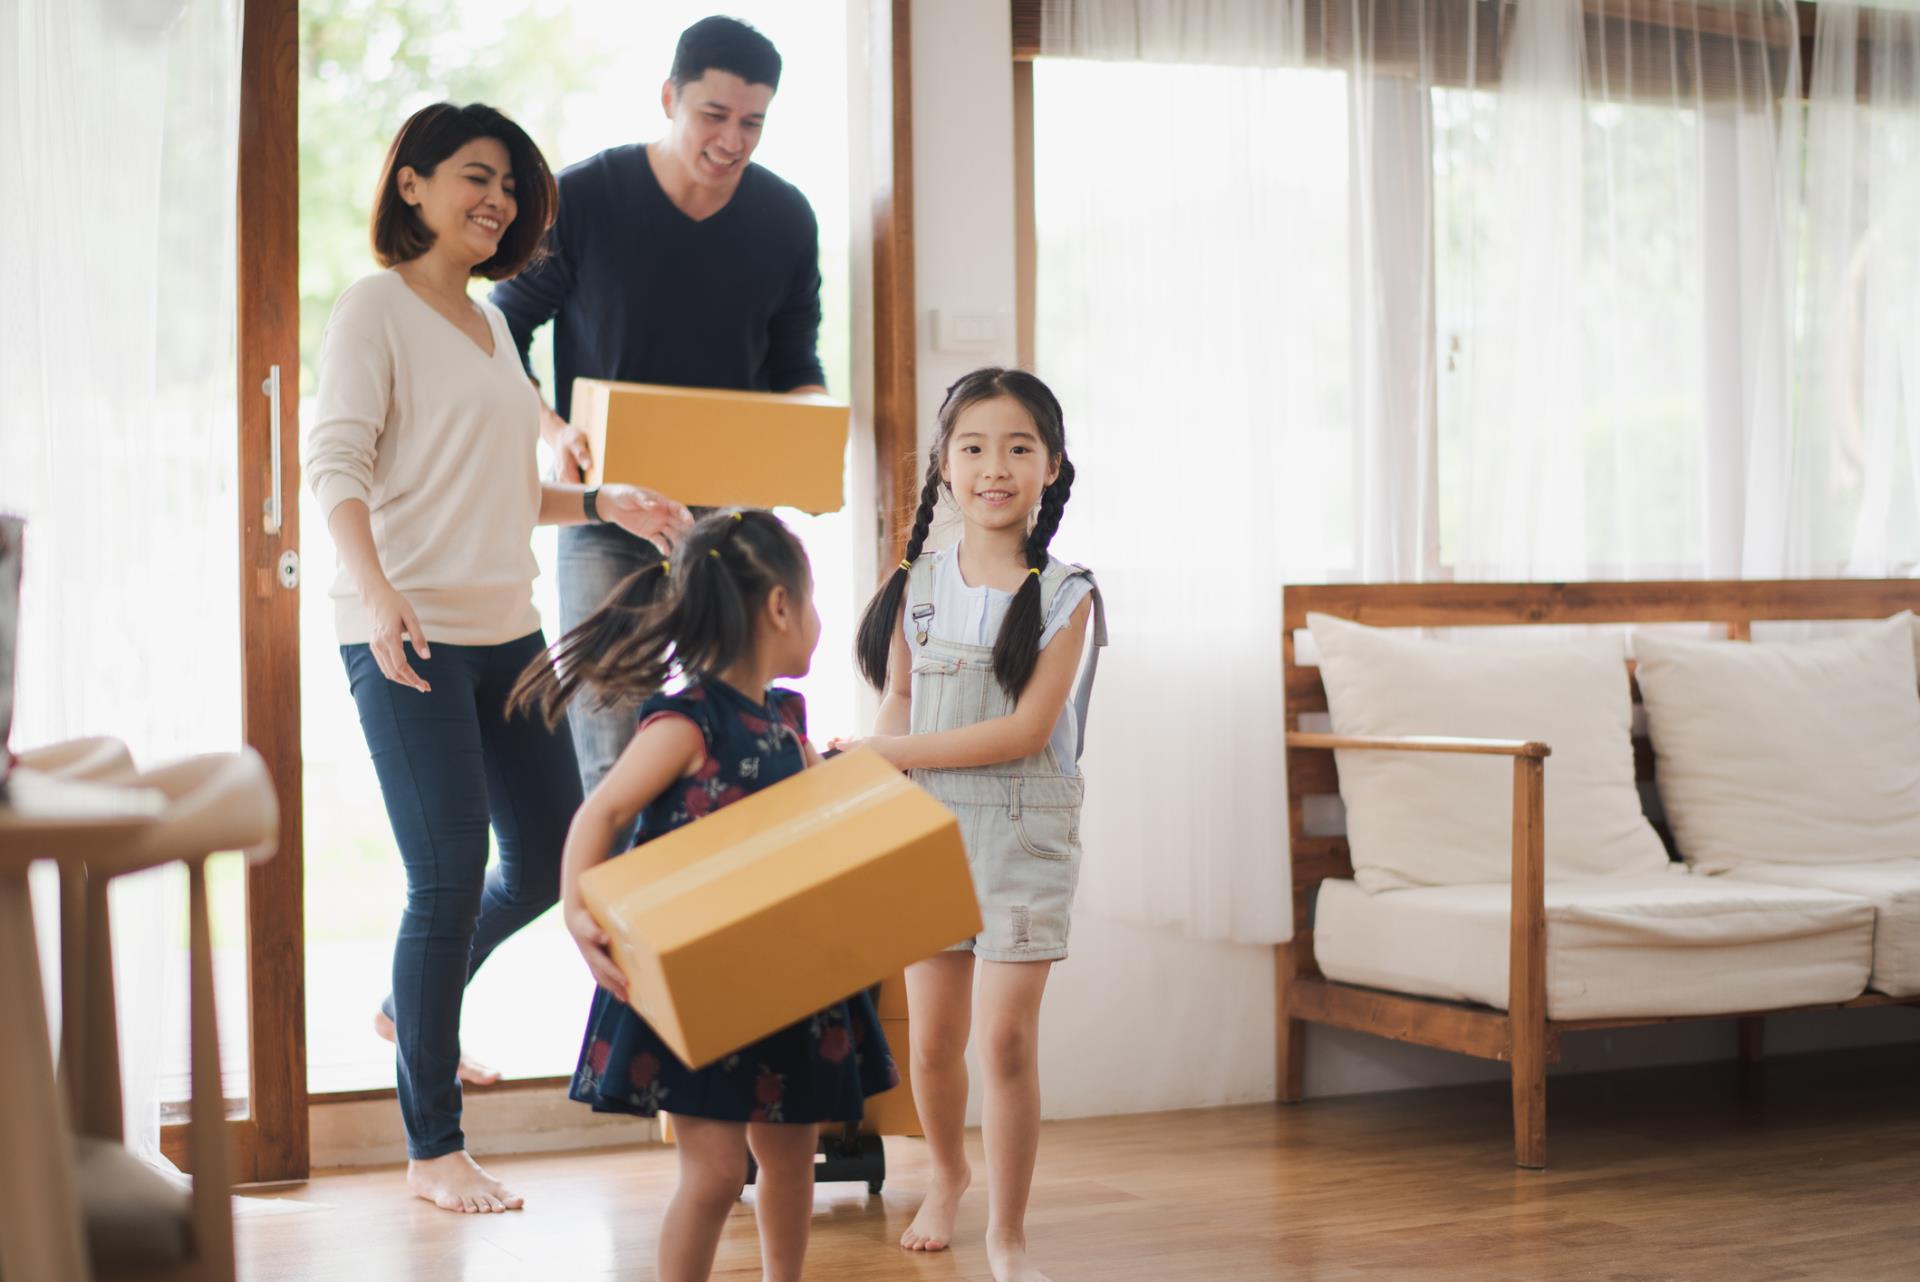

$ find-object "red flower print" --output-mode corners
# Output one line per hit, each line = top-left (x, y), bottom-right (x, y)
(684, 788), (713, 819)
(755, 1069), (785, 1107)
(738, 713), (771, 735)
(712, 785), (746, 810)
(693, 755), (721, 783)
(587, 1039), (611, 1076)
(778, 695), (807, 732)
(819, 1025), (851, 1064)
(629, 1051), (661, 1091)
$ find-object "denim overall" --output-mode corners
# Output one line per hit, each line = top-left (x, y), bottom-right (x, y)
(907, 557), (1108, 961)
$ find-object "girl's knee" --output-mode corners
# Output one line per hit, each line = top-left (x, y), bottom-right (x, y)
(911, 1025), (970, 1074)
(981, 1021), (1038, 1081)
(679, 1158), (748, 1212)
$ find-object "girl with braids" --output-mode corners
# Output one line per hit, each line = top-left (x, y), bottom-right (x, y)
(509, 508), (898, 1282)
(837, 366), (1107, 1282)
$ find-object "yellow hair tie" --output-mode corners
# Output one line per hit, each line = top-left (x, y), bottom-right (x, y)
(1028, 567), (1042, 578)
(732, 511), (745, 522)
(708, 548), (720, 559)
(899, 559), (913, 571)
(660, 560), (671, 574)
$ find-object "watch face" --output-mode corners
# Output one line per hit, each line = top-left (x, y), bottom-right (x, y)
(0, 515), (21, 795)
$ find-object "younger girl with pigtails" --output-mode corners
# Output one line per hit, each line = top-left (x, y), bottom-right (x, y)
(838, 366), (1106, 1282)
(509, 508), (898, 1282)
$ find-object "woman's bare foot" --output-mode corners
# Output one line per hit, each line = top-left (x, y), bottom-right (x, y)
(985, 1228), (1051, 1282)
(900, 1161), (971, 1252)
(373, 1010), (501, 1086)
(407, 1150), (523, 1214)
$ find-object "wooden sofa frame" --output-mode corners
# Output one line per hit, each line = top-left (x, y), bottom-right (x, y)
(1278, 579), (1920, 1168)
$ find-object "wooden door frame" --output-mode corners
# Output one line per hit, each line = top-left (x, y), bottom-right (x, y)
(163, 0), (308, 1181)
(168, 0), (911, 1169)
(870, 0), (919, 562)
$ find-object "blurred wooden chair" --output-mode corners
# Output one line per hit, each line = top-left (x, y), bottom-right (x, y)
(0, 744), (277, 1282)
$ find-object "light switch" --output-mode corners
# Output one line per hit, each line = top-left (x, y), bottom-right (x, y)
(930, 308), (1011, 354)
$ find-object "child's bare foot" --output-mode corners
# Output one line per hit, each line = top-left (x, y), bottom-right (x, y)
(407, 1151), (523, 1214)
(899, 1161), (971, 1252)
(985, 1228), (1051, 1282)
(373, 1009), (501, 1086)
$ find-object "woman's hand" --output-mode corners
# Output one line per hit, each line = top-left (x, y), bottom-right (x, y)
(598, 484), (694, 554)
(565, 896), (629, 1005)
(362, 579), (432, 693)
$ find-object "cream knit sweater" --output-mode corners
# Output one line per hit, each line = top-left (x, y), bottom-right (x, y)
(308, 270), (543, 647)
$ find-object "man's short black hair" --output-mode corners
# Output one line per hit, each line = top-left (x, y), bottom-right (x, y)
(671, 15), (782, 92)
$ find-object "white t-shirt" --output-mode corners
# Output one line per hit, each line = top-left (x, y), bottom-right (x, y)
(308, 270), (543, 646)
(905, 544), (1094, 774)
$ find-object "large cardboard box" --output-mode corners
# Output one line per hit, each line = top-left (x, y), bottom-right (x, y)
(580, 748), (979, 1069)
(573, 378), (850, 514)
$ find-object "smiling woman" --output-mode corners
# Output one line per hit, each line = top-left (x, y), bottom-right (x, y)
(305, 99), (695, 1215)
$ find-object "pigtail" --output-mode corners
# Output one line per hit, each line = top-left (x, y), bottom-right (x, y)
(855, 458), (945, 690)
(672, 528), (756, 680)
(991, 455), (1075, 699)
(508, 558), (676, 729)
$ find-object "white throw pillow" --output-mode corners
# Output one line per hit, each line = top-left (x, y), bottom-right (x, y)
(1306, 612), (1670, 892)
(1634, 613), (1920, 872)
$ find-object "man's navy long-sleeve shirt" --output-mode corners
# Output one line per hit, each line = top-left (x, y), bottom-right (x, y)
(491, 143), (825, 421)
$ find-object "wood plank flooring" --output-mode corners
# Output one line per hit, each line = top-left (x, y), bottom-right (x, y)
(236, 1044), (1920, 1281)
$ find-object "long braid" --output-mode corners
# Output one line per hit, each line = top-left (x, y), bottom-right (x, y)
(855, 456), (944, 690)
(992, 455), (1075, 698)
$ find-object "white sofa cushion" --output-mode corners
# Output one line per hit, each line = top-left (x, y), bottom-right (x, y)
(1306, 612), (1670, 891)
(1312, 873), (1875, 1019)
(1633, 613), (1920, 873)
(1721, 858), (1920, 998)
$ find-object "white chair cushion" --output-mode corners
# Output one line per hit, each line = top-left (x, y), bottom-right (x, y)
(1312, 873), (1875, 1020)
(1306, 612), (1670, 891)
(1720, 858), (1920, 998)
(1633, 613), (1920, 873)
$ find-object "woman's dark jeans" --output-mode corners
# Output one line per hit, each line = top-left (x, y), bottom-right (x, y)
(342, 630), (580, 1159)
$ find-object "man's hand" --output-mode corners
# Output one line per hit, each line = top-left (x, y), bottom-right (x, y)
(542, 404), (593, 483)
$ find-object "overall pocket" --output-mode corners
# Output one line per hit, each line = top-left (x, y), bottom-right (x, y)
(1010, 780), (1081, 862)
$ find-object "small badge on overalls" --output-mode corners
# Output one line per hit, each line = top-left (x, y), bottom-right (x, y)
(911, 604), (936, 646)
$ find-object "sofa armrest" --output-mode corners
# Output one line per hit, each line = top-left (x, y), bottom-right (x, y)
(1287, 731), (1551, 760)
(1285, 728), (1549, 1082)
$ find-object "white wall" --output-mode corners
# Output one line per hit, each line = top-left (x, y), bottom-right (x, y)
(910, 0), (1918, 1125)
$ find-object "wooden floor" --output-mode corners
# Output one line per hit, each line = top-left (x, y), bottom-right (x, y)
(237, 1045), (1920, 1282)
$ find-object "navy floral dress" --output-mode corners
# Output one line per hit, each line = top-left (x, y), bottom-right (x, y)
(569, 677), (899, 1123)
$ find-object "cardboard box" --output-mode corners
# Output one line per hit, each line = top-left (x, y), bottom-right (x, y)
(573, 378), (850, 514)
(874, 971), (910, 1019)
(580, 748), (979, 1070)
(862, 1018), (921, 1137)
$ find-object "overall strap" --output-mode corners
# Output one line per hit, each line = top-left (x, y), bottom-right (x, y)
(906, 556), (939, 647)
(1047, 564), (1108, 764)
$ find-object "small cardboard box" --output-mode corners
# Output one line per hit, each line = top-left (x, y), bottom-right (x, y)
(573, 378), (850, 514)
(863, 1018), (921, 1137)
(580, 748), (979, 1070)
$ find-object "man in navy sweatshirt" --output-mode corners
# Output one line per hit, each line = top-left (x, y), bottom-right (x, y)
(493, 15), (826, 798)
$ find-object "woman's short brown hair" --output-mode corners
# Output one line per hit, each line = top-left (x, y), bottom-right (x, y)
(370, 102), (556, 281)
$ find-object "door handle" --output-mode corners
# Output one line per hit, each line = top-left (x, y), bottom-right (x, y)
(262, 364), (284, 535)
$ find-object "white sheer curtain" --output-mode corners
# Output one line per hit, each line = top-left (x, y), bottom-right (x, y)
(1783, 3), (1920, 576)
(0, 0), (243, 1159)
(1036, 0), (1912, 943)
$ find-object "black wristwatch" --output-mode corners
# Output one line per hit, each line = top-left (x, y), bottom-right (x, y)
(583, 487), (605, 524)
